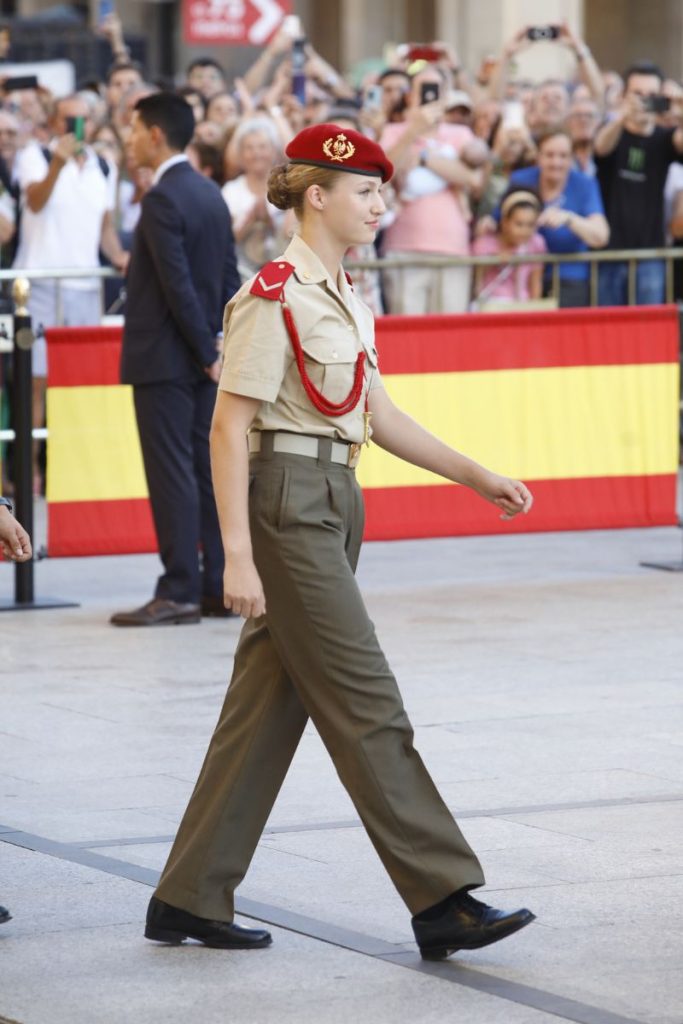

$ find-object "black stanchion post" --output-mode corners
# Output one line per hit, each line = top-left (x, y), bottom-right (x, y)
(12, 277), (35, 603)
(0, 277), (78, 611)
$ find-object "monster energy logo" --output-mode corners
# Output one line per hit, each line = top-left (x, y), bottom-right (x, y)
(627, 146), (646, 172)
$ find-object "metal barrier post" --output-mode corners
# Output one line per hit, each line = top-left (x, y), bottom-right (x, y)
(590, 259), (598, 307)
(11, 278), (34, 603)
(627, 259), (637, 306)
(0, 278), (78, 611)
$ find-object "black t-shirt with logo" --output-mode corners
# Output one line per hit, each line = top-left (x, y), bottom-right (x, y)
(596, 126), (682, 249)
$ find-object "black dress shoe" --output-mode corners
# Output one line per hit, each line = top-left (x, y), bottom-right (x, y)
(0, 905), (11, 924)
(201, 595), (238, 618)
(110, 598), (201, 627)
(144, 896), (272, 949)
(412, 891), (535, 960)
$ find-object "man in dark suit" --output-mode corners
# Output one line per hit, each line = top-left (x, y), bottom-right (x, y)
(111, 93), (241, 626)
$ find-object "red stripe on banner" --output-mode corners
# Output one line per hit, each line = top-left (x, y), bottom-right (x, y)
(375, 306), (680, 375)
(44, 308), (680, 389)
(46, 326), (123, 388)
(362, 474), (678, 541)
(46, 475), (677, 557)
(48, 497), (156, 557)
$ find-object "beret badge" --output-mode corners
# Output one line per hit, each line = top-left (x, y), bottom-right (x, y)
(322, 133), (356, 163)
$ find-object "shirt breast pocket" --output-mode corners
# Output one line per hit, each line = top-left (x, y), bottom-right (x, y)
(301, 334), (360, 404)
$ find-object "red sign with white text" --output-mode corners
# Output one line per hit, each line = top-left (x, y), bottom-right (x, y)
(184, 0), (290, 46)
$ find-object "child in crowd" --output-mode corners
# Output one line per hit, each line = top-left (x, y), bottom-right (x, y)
(471, 185), (546, 305)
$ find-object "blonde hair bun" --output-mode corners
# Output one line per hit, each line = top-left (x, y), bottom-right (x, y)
(266, 164), (292, 211)
(266, 162), (344, 216)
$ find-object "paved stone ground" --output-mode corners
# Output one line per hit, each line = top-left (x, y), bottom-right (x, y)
(1, 521), (682, 1024)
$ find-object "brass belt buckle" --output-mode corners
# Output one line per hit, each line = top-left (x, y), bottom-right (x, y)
(348, 442), (361, 468)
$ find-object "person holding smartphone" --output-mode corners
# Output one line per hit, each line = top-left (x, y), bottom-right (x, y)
(380, 67), (481, 314)
(488, 21), (604, 135)
(12, 92), (129, 492)
(595, 60), (683, 306)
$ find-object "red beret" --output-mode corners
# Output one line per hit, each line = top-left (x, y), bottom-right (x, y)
(285, 123), (393, 183)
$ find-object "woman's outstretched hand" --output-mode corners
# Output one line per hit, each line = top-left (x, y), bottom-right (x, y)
(223, 555), (266, 618)
(475, 471), (534, 521)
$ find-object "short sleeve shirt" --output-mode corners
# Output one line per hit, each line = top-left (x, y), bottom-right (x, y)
(13, 141), (117, 274)
(472, 232), (546, 300)
(218, 234), (383, 444)
(379, 122), (474, 256)
(595, 126), (682, 248)
(221, 174), (283, 233)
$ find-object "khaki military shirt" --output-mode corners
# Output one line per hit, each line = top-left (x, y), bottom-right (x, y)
(219, 234), (383, 443)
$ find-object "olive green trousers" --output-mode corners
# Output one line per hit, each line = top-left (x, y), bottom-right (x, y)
(155, 439), (485, 918)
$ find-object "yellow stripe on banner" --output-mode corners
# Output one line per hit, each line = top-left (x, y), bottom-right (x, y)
(358, 364), (679, 489)
(46, 385), (148, 503)
(45, 363), (678, 502)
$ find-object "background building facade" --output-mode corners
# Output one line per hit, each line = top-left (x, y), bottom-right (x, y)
(4, 0), (683, 84)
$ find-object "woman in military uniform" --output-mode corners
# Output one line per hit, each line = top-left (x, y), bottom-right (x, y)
(145, 124), (536, 961)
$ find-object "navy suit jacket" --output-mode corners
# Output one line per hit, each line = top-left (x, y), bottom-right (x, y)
(121, 160), (241, 385)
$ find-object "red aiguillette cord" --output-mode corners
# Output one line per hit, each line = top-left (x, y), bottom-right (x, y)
(280, 297), (365, 417)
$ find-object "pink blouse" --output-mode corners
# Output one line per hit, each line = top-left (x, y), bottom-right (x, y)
(472, 232), (547, 301)
(380, 122), (475, 256)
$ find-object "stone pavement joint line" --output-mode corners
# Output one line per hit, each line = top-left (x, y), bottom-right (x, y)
(68, 791), (683, 849)
(0, 825), (649, 1024)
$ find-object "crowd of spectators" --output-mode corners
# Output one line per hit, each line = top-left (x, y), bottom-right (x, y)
(0, 14), (682, 499)
(0, 17), (682, 322)
(3, 15), (683, 495)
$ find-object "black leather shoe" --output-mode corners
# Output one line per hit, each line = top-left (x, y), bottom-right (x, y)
(110, 599), (201, 627)
(0, 905), (11, 924)
(144, 896), (272, 949)
(201, 595), (238, 618)
(412, 891), (535, 960)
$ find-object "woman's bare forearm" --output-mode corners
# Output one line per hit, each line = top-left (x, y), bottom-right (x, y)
(210, 391), (260, 558)
(367, 385), (533, 519)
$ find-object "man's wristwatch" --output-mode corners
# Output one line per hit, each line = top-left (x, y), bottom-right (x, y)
(0, 496), (13, 515)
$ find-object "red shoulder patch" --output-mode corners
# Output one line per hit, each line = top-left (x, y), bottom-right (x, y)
(344, 271), (354, 289)
(250, 261), (296, 301)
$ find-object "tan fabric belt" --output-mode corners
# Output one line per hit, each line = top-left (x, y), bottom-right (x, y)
(247, 431), (361, 468)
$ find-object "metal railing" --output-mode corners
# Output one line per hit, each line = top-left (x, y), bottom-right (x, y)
(0, 266), (125, 325)
(345, 247), (683, 308)
(0, 250), (682, 315)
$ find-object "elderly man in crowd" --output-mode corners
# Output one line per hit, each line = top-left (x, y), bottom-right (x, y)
(567, 95), (600, 176)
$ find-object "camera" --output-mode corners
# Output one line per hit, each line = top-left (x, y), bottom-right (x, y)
(364, 84), (383, 111)
(397, 44), (446, 63)
(65, 115), (85, 140)
(3, 74), (39, 92)
(526, 25), (560, 42)
(419, 82), (440, 105)
(291, 37), (307, 105)
(643, 95), (671, 114)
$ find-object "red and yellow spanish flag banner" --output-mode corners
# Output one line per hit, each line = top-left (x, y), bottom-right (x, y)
(46, 307), (679, 556)
(360, 307), (679, 539)
(46, 327), (156, 557)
